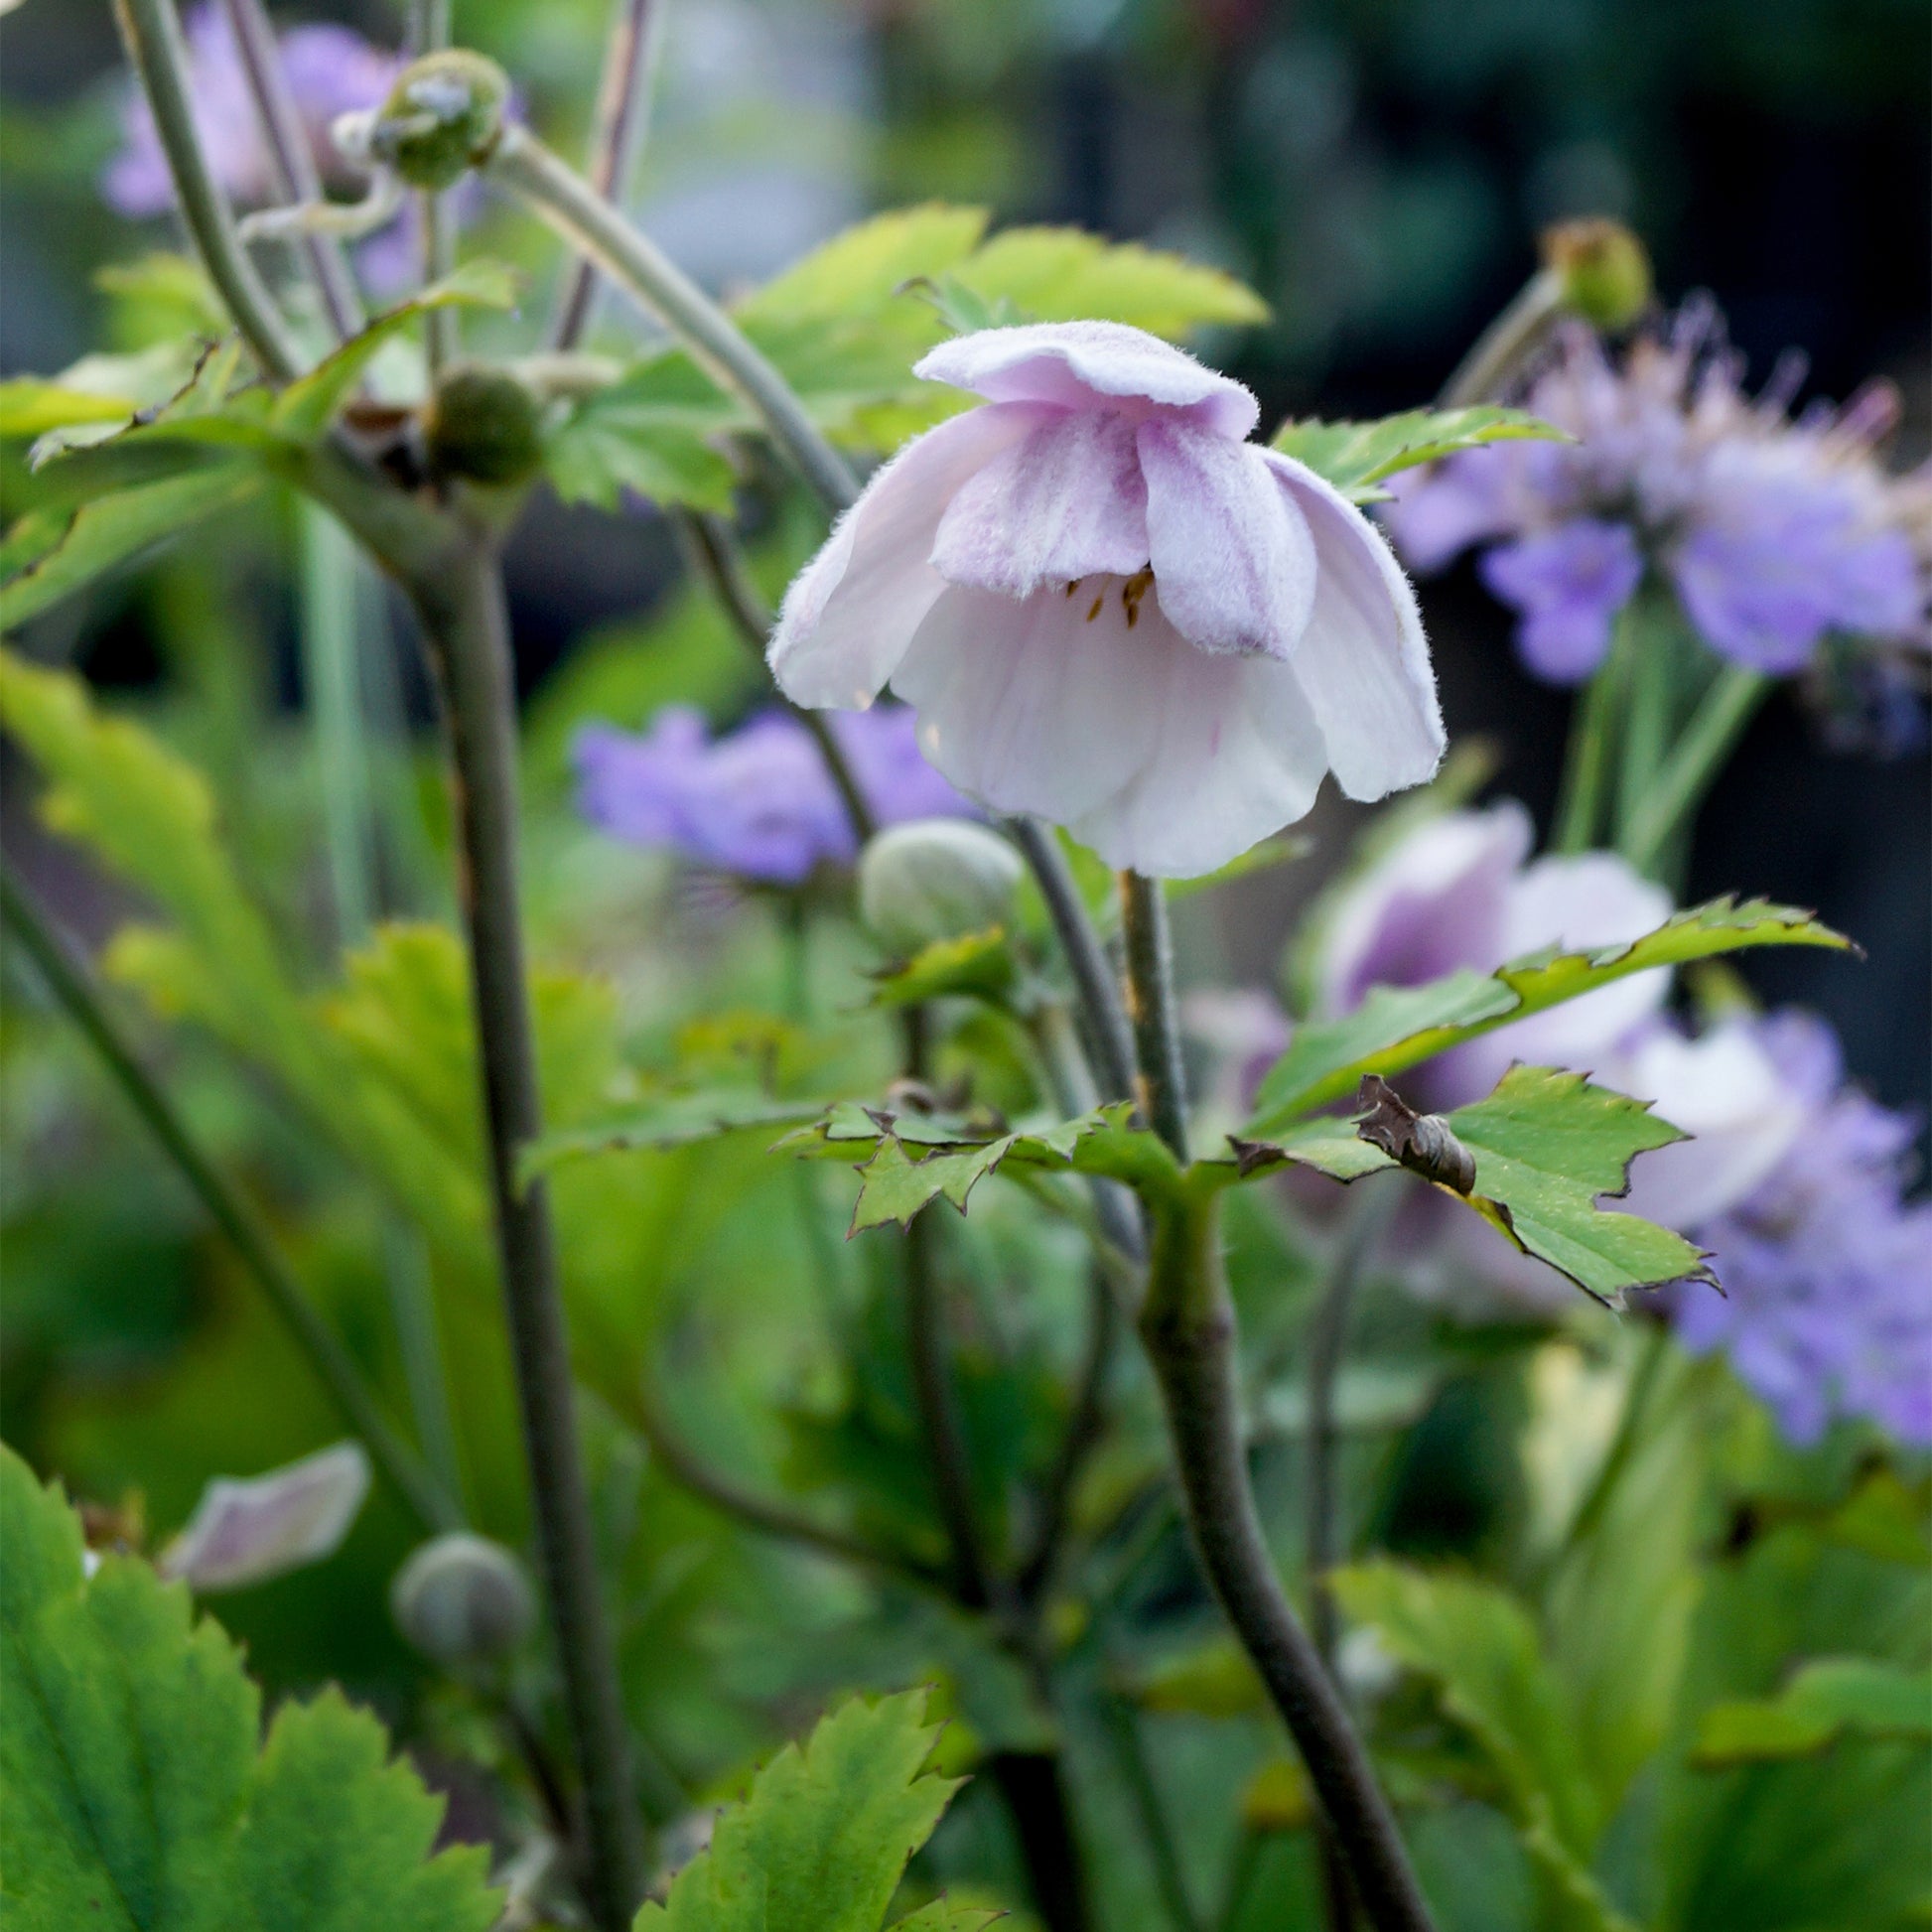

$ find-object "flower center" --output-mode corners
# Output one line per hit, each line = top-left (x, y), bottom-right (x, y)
(1062, 566), (1158, 628)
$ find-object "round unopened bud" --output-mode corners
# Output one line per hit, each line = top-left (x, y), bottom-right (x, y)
(425, 362), (544, 486)
(369, 50), (509, 192)
(390, 1532), (535, 1668)
(859, 818), (1024, 958)
(1541, 218), (1651, 333)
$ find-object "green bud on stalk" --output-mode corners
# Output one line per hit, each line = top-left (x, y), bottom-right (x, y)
(391, 1532), (536, 1668)
(859, 819), (1024, 958)
(1542, 218), (1652, 333)
(425, 362), (545, 487)
(369, 50), (509, 192)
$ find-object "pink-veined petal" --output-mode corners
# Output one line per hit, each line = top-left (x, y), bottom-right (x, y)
(768, 402), (1044, 710)
(888, 581), (1163, 828)
(1139, 422), (1316, 658)
(1071, 636), (1329, 876)
(931, 408), (1149, 597)
(1263, 450), (1446, 800)
(915, 321), (1259, 440)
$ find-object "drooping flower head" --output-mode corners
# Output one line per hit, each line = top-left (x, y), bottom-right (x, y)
(769, 322), (1445, 879)
(1385, 305), (1929, 687)
(574, 703), (970, 887)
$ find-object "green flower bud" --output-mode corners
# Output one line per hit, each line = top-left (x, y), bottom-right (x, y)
(369, 50), (509, 192)
(1541, 218), (1652, 333)
(858, 818), (1024, 958)
(390, 1532), (535, 1667)
(425, 362), (544, 487)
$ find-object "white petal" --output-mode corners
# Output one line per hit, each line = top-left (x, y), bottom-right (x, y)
(161, 1443), (371, 1593)
(769, 403), (1043, 710)
(915, 321), (1259, 440)
(1263, 451), (1445, 800)
(931, 408), (1149, 597)
(1139, 423), (1315, 657)
(1072, 638), (1329, 877)
(889, 581), (1162, 827)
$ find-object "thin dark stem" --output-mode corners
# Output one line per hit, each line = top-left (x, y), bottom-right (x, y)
(552, 0), (665, 350)
(1101, 1691), (1204, 1932)
(672, 509), (878, 844)
(1138, 1194), (1436, 1932)
(217, 0), (362, 343)
(112, 0), (303, 382)
(1119, 871), (1189, 1163)
(986, 1751), (1093, 1932)
(406, 540), (643, 1932)
(0, 859), (455, 1537)
(629, 1366), (942, 1586)
(1008, 819), (1136, 1105)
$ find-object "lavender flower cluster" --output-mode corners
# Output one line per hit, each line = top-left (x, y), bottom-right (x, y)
(574, 704), (970, 887)
(1386, 305), (1929, 690)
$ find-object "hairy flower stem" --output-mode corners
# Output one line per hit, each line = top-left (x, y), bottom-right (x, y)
(1119, 872), (1190, 1160)
(1138, 1193), (1438, 1932)
(552, 0), (667, 350)
(405, 537), (645, 1931)
(487, 126), (859, 511)
(218, 0), (363, 344)
(0, 860), (457, 1537)
(112, 0), (304, 384)
(1438, 267), (1563, 409)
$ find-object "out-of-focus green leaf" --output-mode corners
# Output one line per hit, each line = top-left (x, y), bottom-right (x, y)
(636, 1688), (961, 1932)
(1691, 1661), (1932, 1766)
(1118, 1636), (1266, 1718)
(1246, 898), (1853, 1134)
(1, 469), (265, 629)
(1329, 1561), (1634, 1932)
(0, 1446), (498, 1932)
(867, 928), (1016, 1008)
(953, 226), (1269, 335)
(737, 205), (991, 324)
(1270, 407), (1564, 501)
(521, 1089), (832, 1181)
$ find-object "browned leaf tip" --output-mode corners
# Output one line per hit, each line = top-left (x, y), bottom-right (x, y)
(1354, 1073), (1477, 1195)
(1226, 1136), (1288, 1179)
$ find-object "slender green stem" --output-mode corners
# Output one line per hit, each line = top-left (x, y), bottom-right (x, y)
(1553, 1319), (1670, 1570)
(552, 0), (668, 351)
(1438, 268), (1562, 408)
(1120, 871), (1189, 1163)
(1138, 1192), (1436, 1932)
(0, 859), (456, 1536)
(1620, 663), (1769, 879)
(299, 503), (376, 943)
(485, 126), (859, 512)
(421, 193), (459, 380)
(218, 0), (363, 344)
(406, 538), (644, 1932)
(1009, 818), (1137, 1107)
(1101, 1690), (1204, 1932)
(1614, 600), (1677, 847)
(1552, 645), (1625, 855)
(380, 1220), (468, 1514)
(407, 0), (453, 54)
(111, 0), (303, 383)
(672, 510), (877, 843)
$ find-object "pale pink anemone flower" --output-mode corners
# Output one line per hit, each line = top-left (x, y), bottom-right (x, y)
(768, 322), (1446, 878)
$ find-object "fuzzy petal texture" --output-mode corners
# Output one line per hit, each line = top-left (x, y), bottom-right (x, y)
(769, 401), (1044, 709)
(915, 321), (1259, 440)
(931, 407), (1149, 598)
(1264, 452), (1446, 799)
(891, 580), (1327, 877)
(1139, 422), (1315, 657)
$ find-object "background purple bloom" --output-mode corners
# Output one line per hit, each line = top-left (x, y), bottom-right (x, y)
(574, 704), (971, 886)
(1384, 308), (1931, 686)
(1670, 1011), (1931, 1448)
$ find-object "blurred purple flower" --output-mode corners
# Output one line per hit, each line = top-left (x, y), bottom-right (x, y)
(1667, 1012), (1931, 1448)
(1385, 306), (1930, 686)
(574, 703), (971, 886)
(104, 4), (399, 217)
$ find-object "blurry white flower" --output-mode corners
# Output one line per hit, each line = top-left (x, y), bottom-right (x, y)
(161, 1442), (370, 1592)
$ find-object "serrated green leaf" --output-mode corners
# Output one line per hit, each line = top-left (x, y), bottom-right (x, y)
(884, 1901), (1001, 1932)
(954, 226), (1269, 336)
(1270, 406), (1564, 501)
(636, 1689), (961, 1932)
(1, 468), (265, 629)
(0, 1446), (498, 1932)
(737, 205), (991, 324)
(520, 1089), (833, 1182)
(868, 927), (1016, 1008)
(1329, 1560), (1634, 1932)
(1691, 1661), (1932, 1767)
(1246, 897), (1852, 1135)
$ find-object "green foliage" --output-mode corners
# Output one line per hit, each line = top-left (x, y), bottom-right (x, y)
(1270, 406), (1564, 502)
(636, 1689), (976, 1932)
(1691, 1660), (1932, 1766)
(0, 1444), (498, 1932)
(1246, 897), (1853, 1134)
(521, 1088), (832, 1181)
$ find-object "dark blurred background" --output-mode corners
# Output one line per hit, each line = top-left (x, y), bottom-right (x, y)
(4, 0), (1928, 1114)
